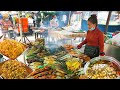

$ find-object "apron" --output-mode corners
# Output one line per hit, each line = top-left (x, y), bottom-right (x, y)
(84, 45), (99, 59)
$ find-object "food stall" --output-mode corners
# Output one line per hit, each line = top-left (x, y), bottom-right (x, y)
(0, 11), (120, 79)
(21, 39), (120, 79)
(0, 37), (119, 79)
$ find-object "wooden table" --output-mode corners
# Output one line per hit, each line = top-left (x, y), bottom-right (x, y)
(33, 29), (48, 40)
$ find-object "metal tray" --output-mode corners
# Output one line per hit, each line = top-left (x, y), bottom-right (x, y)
(84, 56), (120, 79)
(0, 60), (33, 79)
(0, 47), (28, 60)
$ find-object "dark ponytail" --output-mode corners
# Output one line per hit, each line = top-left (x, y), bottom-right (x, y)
(88, 14), (98, 26)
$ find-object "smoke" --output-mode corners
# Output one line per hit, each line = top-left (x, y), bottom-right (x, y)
(43, 11), (69, 28)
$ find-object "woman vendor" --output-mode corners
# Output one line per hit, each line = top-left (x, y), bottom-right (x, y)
(50, 15), (59, 28)
(77, 15), (105, 59)
(1, 15), (13, 38)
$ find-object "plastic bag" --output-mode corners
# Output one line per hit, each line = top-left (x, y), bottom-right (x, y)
(112, 33), (120, 46)
(106, 33), (120, 47)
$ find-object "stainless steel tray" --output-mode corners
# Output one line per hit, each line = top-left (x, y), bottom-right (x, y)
(84, 56), (120, 79)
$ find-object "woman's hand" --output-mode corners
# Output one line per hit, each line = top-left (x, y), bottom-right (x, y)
(77, 44), (82, 49)
(100, 52), (105, 56)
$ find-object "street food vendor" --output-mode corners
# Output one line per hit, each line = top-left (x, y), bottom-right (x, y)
(2, 17), (13, 30)
(77, 15), (105, 58)
(28, 15), (34, 26)
(50, 15), (59, 28)
(1, 15), (13, 38)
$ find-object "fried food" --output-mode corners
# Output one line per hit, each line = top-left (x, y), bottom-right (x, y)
(69, 50), (77, 55)
(79, 54), (90, 61)
(55, 51), (67, 58)
(86, 60), (120, 79)
(0, 39), (26, 59)
(63, 44), (74, 51)
(1, 60), (30, 79)
(66, 58), (81, 72)
(44, 56), (56, 65)
(29, 62), (42, 71)
(27, 66), (56, 79)
(79, 75), (88, 79)
(68, 50), (79, 57)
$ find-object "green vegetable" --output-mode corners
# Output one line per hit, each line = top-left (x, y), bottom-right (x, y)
(38, 65), (44, 68)
(26, 54), (37, 59)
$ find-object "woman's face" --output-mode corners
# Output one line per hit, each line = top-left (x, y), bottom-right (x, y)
(87, 21), (96, 30)
(53, 15), (57, 19)
(5, 18), (9, 22)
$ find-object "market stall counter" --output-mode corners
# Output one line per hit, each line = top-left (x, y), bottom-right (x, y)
(0, 38), (120, 79)
(24, 38), (120, 79)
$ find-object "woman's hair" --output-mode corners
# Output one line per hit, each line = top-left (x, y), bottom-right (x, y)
(32, 12), (34, 14)
(52, 15), (56, 18)
(88, 14), (98, 26)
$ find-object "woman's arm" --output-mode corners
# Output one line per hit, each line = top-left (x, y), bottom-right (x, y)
(77, 39), (87, 49)
(80, 39), (87, 45)
(50, 20), (52, 27)
(79, 31), (88, 45)
(56, 21), (59, 27)
(98, 32), (104, 53)
(77, 31), (88, 49)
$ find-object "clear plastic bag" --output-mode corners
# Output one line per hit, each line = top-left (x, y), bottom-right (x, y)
(111, 33), (120, 46)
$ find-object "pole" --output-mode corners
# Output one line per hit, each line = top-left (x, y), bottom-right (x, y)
(18, 11), (23, 43)
(68, 11), (71, 25)
(105, 11), (112, 34)
(18, 11), (26, 64)
(80, 11), (84, 30)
